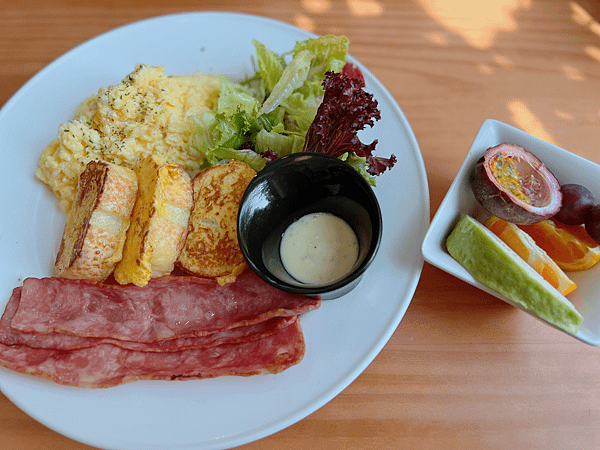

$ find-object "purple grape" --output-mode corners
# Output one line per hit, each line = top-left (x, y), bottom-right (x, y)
(554, 184), (595, 225)
(585, 204), (600, 244)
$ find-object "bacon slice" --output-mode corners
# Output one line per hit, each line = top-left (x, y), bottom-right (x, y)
(11, 270), (320, 341)
(0, 318), (305, 388)
(0, 288), (296, 352)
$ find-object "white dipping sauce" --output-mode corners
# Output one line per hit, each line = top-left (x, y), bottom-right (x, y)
(280, 212), (359, 286)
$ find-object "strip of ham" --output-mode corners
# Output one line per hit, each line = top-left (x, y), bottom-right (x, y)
(11, 270), (320, 342)
(0, 317), (305, 388)
(0, 288), (296, 352)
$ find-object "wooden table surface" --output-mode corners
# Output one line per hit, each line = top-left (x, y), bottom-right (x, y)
(1, 1), (600, 449)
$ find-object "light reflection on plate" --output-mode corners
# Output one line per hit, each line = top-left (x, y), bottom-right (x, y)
(0, 12), (428, 450)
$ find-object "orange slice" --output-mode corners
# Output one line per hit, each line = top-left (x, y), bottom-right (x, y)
(485, 215), (577, 295)
(518, 218), (600, 271)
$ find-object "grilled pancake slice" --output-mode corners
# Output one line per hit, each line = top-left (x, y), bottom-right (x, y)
(114, 155), (193, 287)
(177, 160), (256, 285)
(55, 160), (138, 282)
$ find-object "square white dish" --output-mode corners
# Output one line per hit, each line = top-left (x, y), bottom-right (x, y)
(422, 119), (600, 346)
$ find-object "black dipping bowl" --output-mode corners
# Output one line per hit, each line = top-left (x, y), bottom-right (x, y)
(237, 152), (382, 300)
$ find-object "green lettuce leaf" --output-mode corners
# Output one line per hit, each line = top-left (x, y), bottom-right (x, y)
(258, 49), (312, 116)
(292, 35), (349, 81)
(253, 40), (285, 94)
(189, 35), (350, 169)
(340, 153), (377, 187)
(255, 128), (305, 157)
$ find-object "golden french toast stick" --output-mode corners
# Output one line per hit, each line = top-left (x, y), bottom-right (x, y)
(55, 160), (138, 282)
(177, 160), (255, 285)
(114, 155), (193, 287)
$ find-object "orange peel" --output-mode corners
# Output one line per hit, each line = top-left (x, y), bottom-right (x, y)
(485, 215), (577, 295)
(518, 218), (600, 272)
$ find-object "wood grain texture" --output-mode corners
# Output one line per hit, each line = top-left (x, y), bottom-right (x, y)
(1, 1), (599, 449)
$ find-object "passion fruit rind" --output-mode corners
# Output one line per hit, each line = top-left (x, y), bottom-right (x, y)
(470, 143), (562, 225)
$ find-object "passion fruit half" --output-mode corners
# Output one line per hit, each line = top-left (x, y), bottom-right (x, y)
(471, 143), (562, 225)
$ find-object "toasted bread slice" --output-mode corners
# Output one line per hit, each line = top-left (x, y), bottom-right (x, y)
(114, 155), (193, 287)
(177, 160), (255, 285)
(55, 160), (138, 282)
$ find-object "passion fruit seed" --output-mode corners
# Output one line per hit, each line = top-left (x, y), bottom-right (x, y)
(471, 143), (562, 225)
(554, 184), (595, 225)
(584, 204), (600, 244)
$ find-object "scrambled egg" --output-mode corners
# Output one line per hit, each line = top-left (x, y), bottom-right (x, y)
(36, 64), (220, 212)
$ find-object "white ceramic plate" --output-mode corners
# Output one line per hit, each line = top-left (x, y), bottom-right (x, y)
(0, 12), (429, 450)
(422, 119), (600, 346)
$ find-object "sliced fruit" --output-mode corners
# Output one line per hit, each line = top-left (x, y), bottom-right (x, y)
(485, 215), (576, 296)
(470, 143), (562, 225)
(446, 215), (582, 335)
(518, 218), (600, 271)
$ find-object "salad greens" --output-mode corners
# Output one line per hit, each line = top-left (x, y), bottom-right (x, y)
(304, 70), (397, 183)
(190, 34), (395, 183)
(190, 35), (348, 171)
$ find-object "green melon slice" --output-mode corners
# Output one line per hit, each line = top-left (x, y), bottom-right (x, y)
(446, 214), (583, 335)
